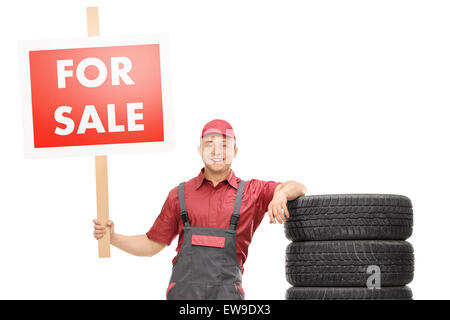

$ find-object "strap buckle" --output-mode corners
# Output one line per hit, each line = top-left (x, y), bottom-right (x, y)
(181, 211), (190, 226)
(229, 215), (239, 230)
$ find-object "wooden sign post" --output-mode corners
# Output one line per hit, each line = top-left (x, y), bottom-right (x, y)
(95, 155), (110, 258)
(86, 7), (111, 258)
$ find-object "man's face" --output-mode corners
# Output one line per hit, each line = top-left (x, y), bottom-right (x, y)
(198, 134), (238, 173)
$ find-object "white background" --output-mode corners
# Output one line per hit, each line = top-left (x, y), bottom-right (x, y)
(1, 0), (448, 300)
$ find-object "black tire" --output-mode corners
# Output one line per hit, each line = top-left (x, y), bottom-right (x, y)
(286, 240), (414, 287)
(285, 194), (413, 241)
(285, 286), (413, 300)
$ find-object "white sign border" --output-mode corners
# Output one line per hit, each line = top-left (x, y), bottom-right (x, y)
(18, 33), (175, 159)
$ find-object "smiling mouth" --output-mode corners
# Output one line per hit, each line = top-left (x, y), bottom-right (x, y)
(211, 158), (224, 164)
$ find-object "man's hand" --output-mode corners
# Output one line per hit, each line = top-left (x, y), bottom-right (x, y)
(93, 219), (114, 240)
(268, 180), (307, 224)
(92, 219), (166, 257)
(268, 191), (290, 224)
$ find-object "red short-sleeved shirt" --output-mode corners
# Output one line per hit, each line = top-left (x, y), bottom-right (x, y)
(146, 167), (282, 274)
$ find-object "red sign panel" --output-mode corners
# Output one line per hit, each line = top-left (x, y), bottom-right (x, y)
(20, 35), (173, 158)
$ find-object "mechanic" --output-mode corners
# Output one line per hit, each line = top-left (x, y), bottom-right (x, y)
(93, 119), (307, 300)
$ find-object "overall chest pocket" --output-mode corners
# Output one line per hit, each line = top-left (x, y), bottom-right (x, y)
(190, 234), (237, 283)
(192, 234), (225, 248)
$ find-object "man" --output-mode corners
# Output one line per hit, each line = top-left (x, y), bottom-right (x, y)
(93, 119), (307, 300)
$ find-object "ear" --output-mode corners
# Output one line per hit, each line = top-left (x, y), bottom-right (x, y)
(198, 145), (201, 156)
(234, 146), (238, 158)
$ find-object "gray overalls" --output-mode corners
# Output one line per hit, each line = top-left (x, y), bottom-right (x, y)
(166, 180), (246, 300)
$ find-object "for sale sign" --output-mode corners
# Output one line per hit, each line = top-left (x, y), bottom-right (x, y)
(19, 34), (174, 158)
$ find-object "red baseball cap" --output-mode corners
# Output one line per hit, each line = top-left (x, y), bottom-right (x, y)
(201, 119), (236, 139)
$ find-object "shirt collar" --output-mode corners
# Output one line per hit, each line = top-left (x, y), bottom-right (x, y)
(195, 167), (239, 190)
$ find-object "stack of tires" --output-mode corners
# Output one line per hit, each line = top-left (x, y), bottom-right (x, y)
(284, 194), (414, 300)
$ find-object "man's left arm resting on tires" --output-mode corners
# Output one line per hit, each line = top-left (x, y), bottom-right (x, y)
(268, 180), (307, 224)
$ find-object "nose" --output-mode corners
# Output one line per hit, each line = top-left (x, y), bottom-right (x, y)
(211, 146), (224, 158)
(212, 149), (222, 156)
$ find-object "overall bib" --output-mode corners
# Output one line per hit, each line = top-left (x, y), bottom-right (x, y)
(166, 180), (246, 300)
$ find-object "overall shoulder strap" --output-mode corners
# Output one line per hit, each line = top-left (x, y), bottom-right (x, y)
(229, 180), (246, 230)
(178, 182), (190, 227)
